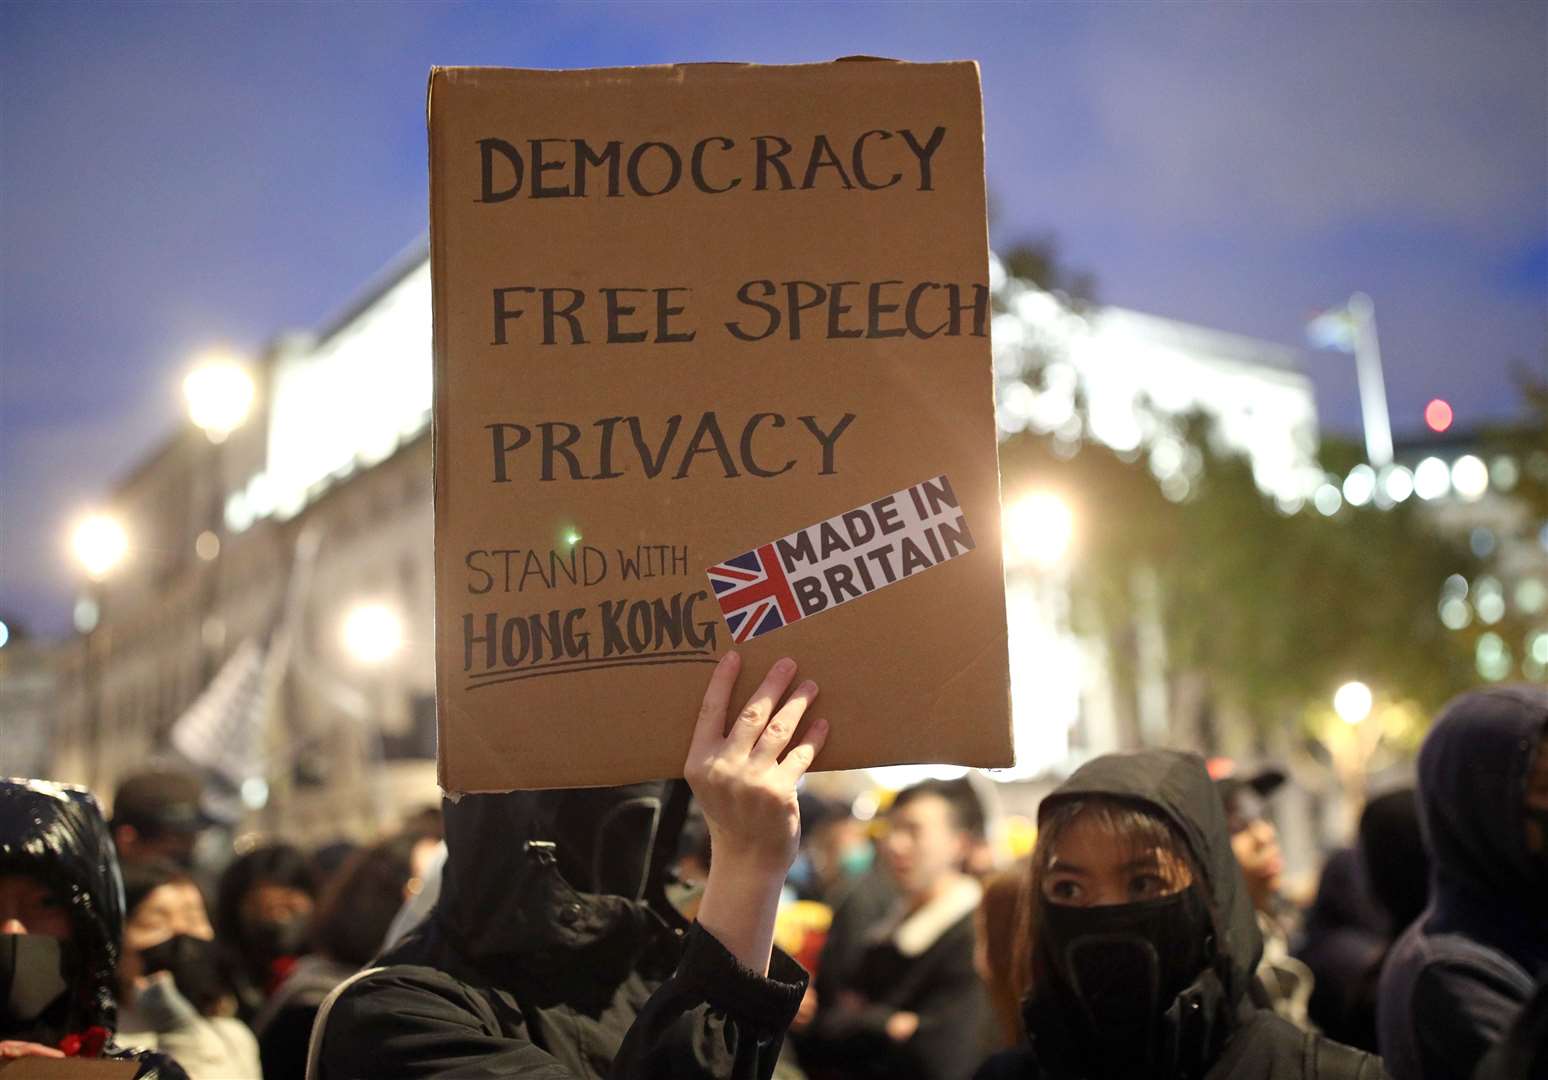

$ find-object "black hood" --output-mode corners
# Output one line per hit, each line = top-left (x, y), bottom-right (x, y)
(1357, 787), (1428, 931)
(1022, 751), (1263, 1078)
(1415, 686), (1548, 967)
(428, 781), (690, 985)
(0, 778), (124, 1034)
(1037, 749), (1262, 1008)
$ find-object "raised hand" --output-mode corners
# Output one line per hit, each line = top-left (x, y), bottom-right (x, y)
(684, 652), (829, 973)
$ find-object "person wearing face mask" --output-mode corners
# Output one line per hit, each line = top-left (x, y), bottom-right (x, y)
(314, 652), (831, 1079)
(1377, 687), (1548, 1080)
(116, 859), (260, 1080)
(0, 778), (188, 1077)
(109, 772), (215, 876)
(974, 750), (1384, 1080)
(213, 844), (318, 1021)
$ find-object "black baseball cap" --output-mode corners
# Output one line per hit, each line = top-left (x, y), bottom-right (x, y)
(110, 770), (215, 836)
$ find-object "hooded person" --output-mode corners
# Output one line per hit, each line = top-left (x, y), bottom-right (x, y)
(315, 652), (830, 1080)
(0, 778), (188, 1078)
(974, 750), (1384, 1080)
(1377, 686), (1548, 1080)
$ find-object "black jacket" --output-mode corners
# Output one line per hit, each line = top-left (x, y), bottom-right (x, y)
(1377, 687), (1548, 1080)
(800, 876), (990, 1080)
(974, 750), (1384, 1080)
(316, 781), (807, 1079)
(0, 778), (187, 1079)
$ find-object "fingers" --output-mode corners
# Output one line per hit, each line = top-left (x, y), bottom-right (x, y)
(749, 679), (818, 764)
(776, 716), (830, 782)
(722, 657), (799, 754)
(689, 651), (742, 759)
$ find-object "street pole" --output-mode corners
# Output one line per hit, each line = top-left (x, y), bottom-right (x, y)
(1348, 293), (1393, 469)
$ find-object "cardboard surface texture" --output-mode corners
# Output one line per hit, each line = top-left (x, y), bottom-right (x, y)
(0, 1059), (140, 1078)
(429, 60), (1011, 791)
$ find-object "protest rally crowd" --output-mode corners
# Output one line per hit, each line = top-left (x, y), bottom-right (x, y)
(3, 662), (1545, 1079)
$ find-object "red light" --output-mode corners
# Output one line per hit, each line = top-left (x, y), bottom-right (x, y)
(1425, 399), (1453, 433)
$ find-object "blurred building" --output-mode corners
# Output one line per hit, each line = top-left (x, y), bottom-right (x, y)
(0, 620), (57, 779)
(45, 246), (1327, 839)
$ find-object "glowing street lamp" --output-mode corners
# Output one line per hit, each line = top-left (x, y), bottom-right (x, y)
(1003, 492), (1074, 570)
(342, 603), (404, 665)
(1333, 680), (1373, 726)
(183, 354), (255, 443)
(71, 514), (128, 581)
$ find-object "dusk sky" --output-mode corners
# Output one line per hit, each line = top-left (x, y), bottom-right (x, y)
(3, 2), (1544, 639)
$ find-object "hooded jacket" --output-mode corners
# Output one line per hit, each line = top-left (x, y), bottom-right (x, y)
(1377, 686), (1548, 1080)
(0, 778), (187, 1079)
(974, 750), (1383, 1080)
(316, 781), (807, 1079)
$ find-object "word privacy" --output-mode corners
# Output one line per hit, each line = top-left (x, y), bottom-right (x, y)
(707, 474), (974, 642)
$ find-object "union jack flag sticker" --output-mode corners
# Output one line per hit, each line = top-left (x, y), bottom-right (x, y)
(706, 542), (802, 643)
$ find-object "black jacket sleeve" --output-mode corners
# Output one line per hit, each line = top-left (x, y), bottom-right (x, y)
(1410, 958), (1531, 1080)
(318, 922), (806, 1080)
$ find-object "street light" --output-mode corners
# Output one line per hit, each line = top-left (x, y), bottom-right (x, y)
(1003, 492), (1075, 570)
(342, 603), (404, 666)
(183, 354), (255, 443)
(71, 513), (128, 580)
(1333, 680), (1373, 726)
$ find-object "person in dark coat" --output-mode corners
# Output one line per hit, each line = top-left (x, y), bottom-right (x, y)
(1377, 686), (1548, 1080)
(316, 652), (829, 1079)
(0, 777), (188, 1078)
(1295, 848), (1388, 1051)
(797, 779), (992, 1080)
(975, 750), (1384, 1080)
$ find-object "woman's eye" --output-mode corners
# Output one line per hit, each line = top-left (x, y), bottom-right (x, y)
(1046, 879), (1082, 903)
(1129, 874), (1166, 899)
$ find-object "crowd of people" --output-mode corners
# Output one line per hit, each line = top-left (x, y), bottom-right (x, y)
(2, 658), (1544, 1078)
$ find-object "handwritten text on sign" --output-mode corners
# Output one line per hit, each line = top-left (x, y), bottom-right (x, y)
(707, 474), (975, 642)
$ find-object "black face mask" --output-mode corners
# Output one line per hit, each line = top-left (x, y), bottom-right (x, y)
(1040, 888), (1214, 1078)
(139, 934), (228, 1016)
(245, 915), (309, 960)
(0, 933), (77, 1035)
(552, 785), (666, 901)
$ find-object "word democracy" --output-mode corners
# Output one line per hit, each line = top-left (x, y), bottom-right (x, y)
(476, 127), (948, 200)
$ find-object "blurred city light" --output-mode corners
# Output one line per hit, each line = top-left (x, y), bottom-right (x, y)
(342, 602), (404, 665)
(1342, 464), (1376, 507)
(1490, 456), (1519, 492)
(1413, 457), (1451, 500)
(1333, 681), (1373, 725)
(1313, 484), (1342, 516)
(71, 514), (128, 581)
(1450, 455), (1489, 501)
(73, 597), (100, 634)
(1475, 633), (1510, 681)
(1515, 578), (1546, 615)
(1424, 398), (1453, 433)
(195, 530), (221, 561)
(1531, 632), (1548, 667)
(1474, 577), (1506, 625)
(183, 354), (256, 442)
(0, 620), (9, 649)
(1381, 465), (1414, 503)
(1003, 492), (1074, 569)
(1438, 597), (1472, 630)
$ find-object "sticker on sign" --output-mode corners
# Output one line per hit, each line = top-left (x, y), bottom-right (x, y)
(708, 475), (974, 642)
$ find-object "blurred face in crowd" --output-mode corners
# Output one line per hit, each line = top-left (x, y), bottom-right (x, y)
(1525, 732), (1548, 855)
(1042, 810), (1194, 908)
(883, 793), (968, 901)
(241, 881), (313, 930)
(807, 817), (871, 893)
(0, 875), (71, 939)
(1226, 795), (1282, 912)
(120, 881), (214, 982)
(113, 824), (200, 870)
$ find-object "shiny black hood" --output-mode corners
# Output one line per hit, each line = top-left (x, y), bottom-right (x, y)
(0, 778), (124, 1034)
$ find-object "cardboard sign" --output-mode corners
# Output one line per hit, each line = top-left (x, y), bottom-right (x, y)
(429, 60), (1011, 791)
(0, 1059), (139, 1078)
